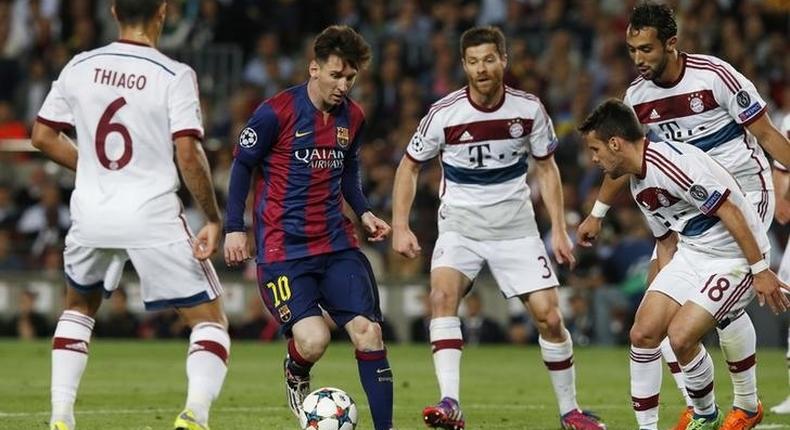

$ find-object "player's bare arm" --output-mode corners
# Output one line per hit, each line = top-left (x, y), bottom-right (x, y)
(533, 156), (575, 268)
(716, 198), (790, 313)
(576, 174), (629, 247)
(748, 114), (790, 167)
(391, 155), (422, 258)
(175, 135), (222, 260)
(773, 167), (790, 225)
(31, 122), (78, 170)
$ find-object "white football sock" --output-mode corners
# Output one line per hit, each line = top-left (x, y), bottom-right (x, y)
(185, 322), (230, 425)
(429, 317), (463, 402)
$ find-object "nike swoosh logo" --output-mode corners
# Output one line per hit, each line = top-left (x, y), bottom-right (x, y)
(376, 367), (391, 374)
(295, 130), (313, 138)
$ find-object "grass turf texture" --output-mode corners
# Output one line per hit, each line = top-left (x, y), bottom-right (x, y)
(1, 341), (787, 429)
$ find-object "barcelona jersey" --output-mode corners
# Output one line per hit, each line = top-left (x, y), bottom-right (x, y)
(225, 83), (370, 263)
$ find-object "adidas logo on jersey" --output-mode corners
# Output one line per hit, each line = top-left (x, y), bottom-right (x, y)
(459, 130), (474, 141)
(649, 109), (660, 120)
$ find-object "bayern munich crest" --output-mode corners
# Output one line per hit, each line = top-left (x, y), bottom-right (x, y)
(508, 120), (524, 138)
(239, 127), (257, 148)
(689, 95), (704, 113)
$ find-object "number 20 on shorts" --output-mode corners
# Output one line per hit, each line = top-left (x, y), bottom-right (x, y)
(267, 275), (292, 306)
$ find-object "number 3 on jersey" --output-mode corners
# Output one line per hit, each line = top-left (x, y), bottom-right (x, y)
(266, 275), (292, 306)
(96, 97), (133, 170)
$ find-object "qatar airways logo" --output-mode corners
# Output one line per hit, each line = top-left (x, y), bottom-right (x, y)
(294, 147), (345, 169)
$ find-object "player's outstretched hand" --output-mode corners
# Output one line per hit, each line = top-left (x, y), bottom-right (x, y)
(392, 226), (422, 259)
(194, 221), (221, 261)
(752, 270), (790, 314)
(551, 229), (576, 269)
(361, 211), (391, 242)
(224, 231), (250, 266)
(576, 215), (603, 248)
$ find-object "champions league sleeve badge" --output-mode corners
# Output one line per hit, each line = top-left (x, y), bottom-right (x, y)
(689, 184), (709, 201)
(239, 127), (258, 148)
(736, 90), (751, 108)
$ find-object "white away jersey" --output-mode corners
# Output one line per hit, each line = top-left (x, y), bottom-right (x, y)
(37, 41), (204, 247)
(625, 53), (770, 192)
(406, 86), (558, 240)
(631, 140), (769, 259)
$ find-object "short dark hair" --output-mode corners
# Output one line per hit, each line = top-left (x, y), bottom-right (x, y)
(313, 25), (372, 70)
(460, 26), (506, 59)
(113, 0), (164, 25)
(577, 99), (645, 142)
(629, 1), (677, 43)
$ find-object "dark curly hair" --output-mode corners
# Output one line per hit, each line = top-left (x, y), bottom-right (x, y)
(629, 1), (678, 43)
(313, 25), (372, 70)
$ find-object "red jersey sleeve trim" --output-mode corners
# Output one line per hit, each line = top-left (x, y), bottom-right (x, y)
(741, 106), (766, 127)
(707, 189), (731, 215)
(172, 129), (204, 141)
(532, 148), (556, 161)
(36, 116), (73, 132)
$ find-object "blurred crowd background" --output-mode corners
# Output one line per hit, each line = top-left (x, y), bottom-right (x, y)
(0, 0), (787, 345)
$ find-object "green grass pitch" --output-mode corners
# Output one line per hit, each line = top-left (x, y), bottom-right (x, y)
(0, 341), (787, 429)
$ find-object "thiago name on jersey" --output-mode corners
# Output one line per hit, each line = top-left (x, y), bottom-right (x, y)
(93, 67), (147, 90)
(294, 147), (345, 169)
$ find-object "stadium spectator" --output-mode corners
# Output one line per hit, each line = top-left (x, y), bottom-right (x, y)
(8, 288), (51, 339)
(461, 292), (505, 345)
(95, 288), (139, 338)
(230, 295), (280, 341)
(16, 181), (69, 259)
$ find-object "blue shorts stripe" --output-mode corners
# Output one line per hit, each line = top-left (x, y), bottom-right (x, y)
(144, 291), (211, 311)
(64, 274), (104, 293)
(688, 121), (743, 152)
(442, 158), (527, 185)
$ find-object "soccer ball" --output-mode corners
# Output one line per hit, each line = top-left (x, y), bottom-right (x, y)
(299, 387), (358, 430)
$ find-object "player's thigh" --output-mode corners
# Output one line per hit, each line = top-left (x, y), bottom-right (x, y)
(667, 300), (717, 354)
(319, 249), (382, 330)
(430, 231), (486, 286)
(177, 297), (228, 328)
(64, 237), (129, 293)
(520, 287), (561, 325)
(257, 258), (323, 335)
(126, 239), (223, 311)
(486, 235), (559, 298)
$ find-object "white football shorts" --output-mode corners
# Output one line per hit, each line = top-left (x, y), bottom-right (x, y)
(648, 246), (754, 323)
(431, 231), (559, 298)
(63, 234), (222, 310)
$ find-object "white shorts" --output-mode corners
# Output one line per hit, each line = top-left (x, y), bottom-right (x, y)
(63, 235), (222, 310)
(431, 231), (559, 298)
(649, 246), (754, 323)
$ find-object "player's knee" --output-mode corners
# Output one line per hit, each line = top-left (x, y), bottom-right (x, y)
(629, 324), (662, 348)
(295, 332), (331, 361)
(348, 318), (384, 351)
(429, 287), (459, 314)
(533, 308), (563, 337)
(667, 327), (695, 358)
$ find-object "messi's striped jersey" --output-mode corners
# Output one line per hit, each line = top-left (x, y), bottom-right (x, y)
(225, 83), (369, 263)
(624, 53), (770, 194)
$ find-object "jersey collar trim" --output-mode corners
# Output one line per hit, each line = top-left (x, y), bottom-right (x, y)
(653, 52), (687, 89)
(117, 39), (152, 47)
(465, 85), (505, 113)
